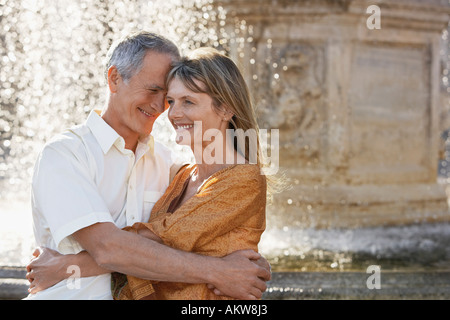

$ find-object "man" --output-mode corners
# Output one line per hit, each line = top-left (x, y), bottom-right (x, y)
(25, 31), (270, 300)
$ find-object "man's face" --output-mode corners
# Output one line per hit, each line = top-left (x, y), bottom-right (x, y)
(107, 51), (173, 139)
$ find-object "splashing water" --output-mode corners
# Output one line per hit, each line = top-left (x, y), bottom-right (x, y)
(0, 0), (258, 266)
(259, 223), (450, 272)
(0, 0), (248, 201)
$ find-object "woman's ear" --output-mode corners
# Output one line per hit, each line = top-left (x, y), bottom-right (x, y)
(107, 66), (121, 93)
(224, 111), (234, 122)
(219, 105), (234, 122)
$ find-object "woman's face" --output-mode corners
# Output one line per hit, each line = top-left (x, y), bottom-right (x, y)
(167, 77), (228, 149)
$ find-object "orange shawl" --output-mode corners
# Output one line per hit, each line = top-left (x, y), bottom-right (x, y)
(113, 163), (266, 300)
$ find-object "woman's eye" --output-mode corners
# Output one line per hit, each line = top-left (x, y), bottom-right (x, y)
(184, 100), (193, 105)
(167, 99), (174, 106)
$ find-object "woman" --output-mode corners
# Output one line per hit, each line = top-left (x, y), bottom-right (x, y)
(29, 47), (268, 300)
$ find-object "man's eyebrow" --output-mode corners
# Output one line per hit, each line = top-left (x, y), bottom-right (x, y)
(146, 84), (165, 91)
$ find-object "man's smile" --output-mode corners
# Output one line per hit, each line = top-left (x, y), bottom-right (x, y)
(138, 107), (156, 118)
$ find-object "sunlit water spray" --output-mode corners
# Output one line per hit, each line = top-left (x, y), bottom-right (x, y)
(0, 0), (258, 267)
(1, 0), (450, 272)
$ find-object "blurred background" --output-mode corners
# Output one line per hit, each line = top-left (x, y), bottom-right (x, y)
(1, 0), (450, 299)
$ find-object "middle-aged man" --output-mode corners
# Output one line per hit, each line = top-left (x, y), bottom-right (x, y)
(25, 31), (270, 300)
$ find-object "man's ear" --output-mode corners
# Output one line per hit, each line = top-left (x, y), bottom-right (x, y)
(107, 66), (121, 93)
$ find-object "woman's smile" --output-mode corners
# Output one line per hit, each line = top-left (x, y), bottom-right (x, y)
(167, 78), (227, 148)
(173, 122), (195, 130)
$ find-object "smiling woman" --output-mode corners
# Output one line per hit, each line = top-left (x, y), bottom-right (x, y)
(107, 47), (270, 300)
(165, 48), (265, 167)
(167, 78), (230, 152)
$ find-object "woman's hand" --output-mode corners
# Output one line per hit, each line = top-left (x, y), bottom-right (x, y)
(26, 247), (68, 294)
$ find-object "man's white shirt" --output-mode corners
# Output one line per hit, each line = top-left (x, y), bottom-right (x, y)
(26, 110), (179, 300)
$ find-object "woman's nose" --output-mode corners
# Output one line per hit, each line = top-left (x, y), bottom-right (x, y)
(168, 101), (182, 120)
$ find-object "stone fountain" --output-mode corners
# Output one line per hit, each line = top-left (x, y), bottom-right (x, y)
(220, 0), (450, 299)
(222, 0), (450, 229)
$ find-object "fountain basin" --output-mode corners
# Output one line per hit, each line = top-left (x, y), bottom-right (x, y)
(2, 268), (450, 300)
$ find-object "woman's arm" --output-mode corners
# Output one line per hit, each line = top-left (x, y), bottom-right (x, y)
(26, 228), (163, 294)
(126, 224), (164, 244)
(122, 165), (269, 299)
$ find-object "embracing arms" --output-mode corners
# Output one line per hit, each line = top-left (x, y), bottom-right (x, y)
(27, 222), (270, 299)
(28, 142), (270, 299)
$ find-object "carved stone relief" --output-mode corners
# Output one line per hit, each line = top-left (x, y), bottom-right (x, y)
(255, 42), (326, 165)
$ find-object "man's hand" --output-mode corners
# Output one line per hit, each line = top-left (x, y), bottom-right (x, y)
(208, 250), (271, 300)
(26, 247), (67, 294)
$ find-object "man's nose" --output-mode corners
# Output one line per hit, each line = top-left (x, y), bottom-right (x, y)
(152, 93), (166, 113)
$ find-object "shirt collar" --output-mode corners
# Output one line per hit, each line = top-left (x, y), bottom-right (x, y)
(139, 134), (155, 156)
(86, 109), (155, 156)
(134, 134), (155, 160)
(86, 110), (122, 154)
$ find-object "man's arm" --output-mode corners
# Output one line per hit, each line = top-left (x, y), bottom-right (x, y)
(27, 225), (270, 297)
(30, 136), (269, 298)
(73, 222), (270, 300)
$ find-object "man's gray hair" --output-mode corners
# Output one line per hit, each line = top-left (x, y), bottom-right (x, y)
(105, 31), (180, 83)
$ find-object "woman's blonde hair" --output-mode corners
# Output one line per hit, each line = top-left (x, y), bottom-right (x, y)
(166, 47), (263, 165)
(166, 47), (286, 197)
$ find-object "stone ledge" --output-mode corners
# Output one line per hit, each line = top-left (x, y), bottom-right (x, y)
(262, 271), (450, 300)
(0, 267), (28, 300)
(0, 278), (29, 300)
(2, 267), (450, 300)
(0, 266), (27, 279)
(223, 0), (450, 31)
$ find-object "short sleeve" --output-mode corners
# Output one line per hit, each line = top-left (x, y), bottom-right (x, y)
(31, 137), (113, 253)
